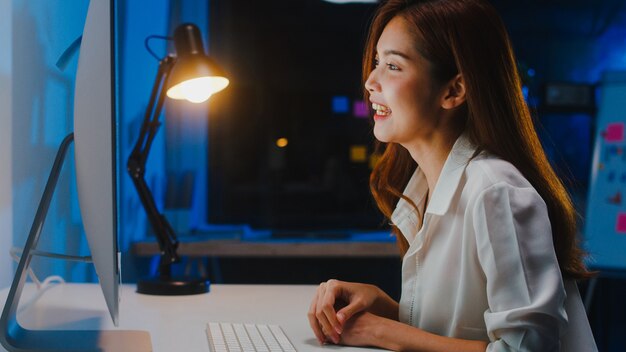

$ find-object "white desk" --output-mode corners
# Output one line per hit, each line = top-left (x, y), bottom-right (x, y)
(1, 283), (388, 352)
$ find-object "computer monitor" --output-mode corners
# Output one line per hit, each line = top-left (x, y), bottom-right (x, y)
(73, 0), (120, 326)
(0, 0), (151, 350)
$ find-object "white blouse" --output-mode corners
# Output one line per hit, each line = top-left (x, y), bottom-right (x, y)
(391, 134), (597, 351)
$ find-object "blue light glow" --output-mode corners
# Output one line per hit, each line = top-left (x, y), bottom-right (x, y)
(332, 96), (350, 114)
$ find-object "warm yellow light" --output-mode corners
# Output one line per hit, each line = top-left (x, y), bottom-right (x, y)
(167, 76), (230, 103)
(350, 145), (367, 163)
(276, 138), (288, 148)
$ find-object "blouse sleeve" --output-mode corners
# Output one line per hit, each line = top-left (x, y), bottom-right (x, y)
(472, 182), (568, 351)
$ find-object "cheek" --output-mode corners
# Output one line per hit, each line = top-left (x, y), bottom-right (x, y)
(392, 80), (422, 110)
(393, 89), (423, 121)
(402, 82), (439, 119)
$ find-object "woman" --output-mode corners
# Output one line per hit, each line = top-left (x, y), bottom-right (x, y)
(307, 0), (597, 351)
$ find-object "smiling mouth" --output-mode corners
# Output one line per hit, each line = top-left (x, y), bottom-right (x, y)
(372, 103), (392, 116)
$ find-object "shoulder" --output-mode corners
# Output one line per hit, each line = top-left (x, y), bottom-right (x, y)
(463, 153), (547, 218)
(462, 152), (547, 212)
(465, 152), (533, 190)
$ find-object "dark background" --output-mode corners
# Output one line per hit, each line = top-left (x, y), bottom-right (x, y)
(206, 0), (381, 232)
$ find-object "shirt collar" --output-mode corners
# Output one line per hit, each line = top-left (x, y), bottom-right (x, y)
(427, 133), (478, 215)
(392, 133), (478, 221)
(391, 168), (428, 229)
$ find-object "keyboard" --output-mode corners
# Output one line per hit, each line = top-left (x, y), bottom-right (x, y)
(206, 322), (297, 352)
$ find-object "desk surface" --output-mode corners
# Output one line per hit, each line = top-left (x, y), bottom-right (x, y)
(1, 283), (388, 352)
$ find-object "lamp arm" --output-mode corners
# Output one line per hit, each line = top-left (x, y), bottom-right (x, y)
(128, 173), (179, 268)
(129, 55), (175, 165)
(126, 55), (180, 273)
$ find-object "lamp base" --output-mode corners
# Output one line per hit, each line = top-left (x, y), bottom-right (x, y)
(136, 275), (210, 295)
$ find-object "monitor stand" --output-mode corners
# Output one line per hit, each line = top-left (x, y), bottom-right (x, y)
(0, 134), (152, 352)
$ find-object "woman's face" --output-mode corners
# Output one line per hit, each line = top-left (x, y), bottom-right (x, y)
(365, 16), (444, 146)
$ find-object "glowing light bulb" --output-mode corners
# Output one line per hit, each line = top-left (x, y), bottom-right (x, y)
(167, 76), (229, 103)
(186, 91), (212, 103)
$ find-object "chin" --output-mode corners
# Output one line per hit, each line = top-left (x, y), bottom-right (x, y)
(373, 127), (393, 144)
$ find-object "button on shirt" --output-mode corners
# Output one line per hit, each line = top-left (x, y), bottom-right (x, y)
(391, 134), (597, 351)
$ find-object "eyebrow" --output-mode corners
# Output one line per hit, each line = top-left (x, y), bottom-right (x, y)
(380, 49), (412, 60)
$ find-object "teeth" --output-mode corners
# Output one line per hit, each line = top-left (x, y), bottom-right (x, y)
(372, 103), (391, 116)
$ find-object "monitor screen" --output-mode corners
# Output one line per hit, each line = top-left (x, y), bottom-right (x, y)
(206, 0), (384, 233)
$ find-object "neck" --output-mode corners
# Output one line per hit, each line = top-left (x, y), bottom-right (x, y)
(404, 129), (462, 195)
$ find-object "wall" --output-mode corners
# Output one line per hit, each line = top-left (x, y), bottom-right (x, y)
(0, 0), (13, 289)
(494, 0), (626, 83)
(12, 0), (90, 281)
(117, 0), (171, 281)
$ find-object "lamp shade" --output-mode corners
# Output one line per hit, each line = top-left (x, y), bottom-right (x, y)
(166, 23), (229, 103)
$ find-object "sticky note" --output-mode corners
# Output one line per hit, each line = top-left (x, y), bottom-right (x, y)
(353, 100), (369, 118)
(603, 122), (624, 143)
(617, 213), (626, 234)
(332, 96), (350, 114)
(350, 145), (368, 163)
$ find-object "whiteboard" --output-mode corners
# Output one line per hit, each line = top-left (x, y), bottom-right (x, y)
(584, 71), (626, 271)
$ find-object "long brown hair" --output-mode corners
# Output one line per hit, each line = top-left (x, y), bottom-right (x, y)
(365, 0), (591, 279)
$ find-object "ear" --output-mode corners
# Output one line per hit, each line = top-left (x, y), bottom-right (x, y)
(440, 74), (466, 110)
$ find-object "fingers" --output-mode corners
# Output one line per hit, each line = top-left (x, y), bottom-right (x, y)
(308, 282), (336, 344)
(322, 281), (344, 333)
(307, 296), (327, 344)
(336, 300), (365, 325)
(316, 282), (341, 343)
(307, 280), (348, 344)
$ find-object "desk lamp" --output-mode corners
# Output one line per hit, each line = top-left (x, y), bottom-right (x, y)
(127, 23), (228, 295)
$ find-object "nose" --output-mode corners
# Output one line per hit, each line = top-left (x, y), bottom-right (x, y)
(364, 69), (379, 93)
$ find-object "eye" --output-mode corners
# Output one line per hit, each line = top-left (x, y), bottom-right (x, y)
(373, 57), (379, 67)
(386, 63), (399, 71)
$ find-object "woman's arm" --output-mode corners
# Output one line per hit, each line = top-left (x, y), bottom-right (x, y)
(311, 282), (488, 351)
(472, 183), (567, 351)
(340, 312), (488, 352)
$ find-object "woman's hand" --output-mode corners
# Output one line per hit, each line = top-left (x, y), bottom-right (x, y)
(338, 311), (385, 348)
(307, 279), (389, 344)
